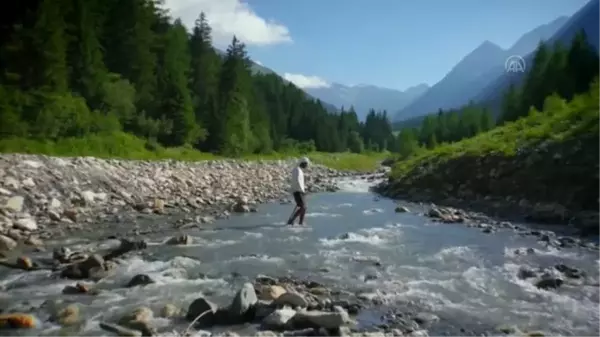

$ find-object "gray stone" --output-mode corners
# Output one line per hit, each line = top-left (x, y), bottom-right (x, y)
(186, 297), (217, 327)
(256, 331), (279, 337)
(274, 292), (308, 308)
(228, 282), (258, 318)
(262, 307), (297, 329)
(254, 300), (276, 320)
(213, 332), (241, 337)
(395, 206), (409, 213)
(14, 217), (38, 231)
(407, 330), (429, 337)
(0, 234), (18, 251)
(22, 177), (35, 187)
(165, 235), (192, 245)
(291, 309), (349, 329)
(3, 177), (20, 189)
(5, 196), (24, 212)
(99, 322), (142, 337)
(414, 312), (439, 326)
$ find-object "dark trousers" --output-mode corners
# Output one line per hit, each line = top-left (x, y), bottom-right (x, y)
(289, 192), (307, 224)
(293, 191), (305, 208)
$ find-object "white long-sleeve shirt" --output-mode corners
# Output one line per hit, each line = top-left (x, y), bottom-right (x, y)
(291, 166), (305, 193)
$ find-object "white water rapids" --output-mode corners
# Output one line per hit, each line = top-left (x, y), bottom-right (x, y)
(0, 177), (598, 336)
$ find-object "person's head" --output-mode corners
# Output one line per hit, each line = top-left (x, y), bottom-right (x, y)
(299, 157), (310, 169)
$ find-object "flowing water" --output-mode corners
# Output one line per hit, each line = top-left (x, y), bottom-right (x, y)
(1, 178), (599, 336)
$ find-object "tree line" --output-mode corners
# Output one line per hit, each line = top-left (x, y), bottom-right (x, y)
(393, 104), (496, 158)
(392, 30), (599, 159)
(0, 0), (397, 156)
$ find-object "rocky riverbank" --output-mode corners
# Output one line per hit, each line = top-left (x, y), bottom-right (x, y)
(377, 112), (599, 238)
(0, 154), (376, 252)
(383, 179), (600, 252)
(0, 234), (431, 337)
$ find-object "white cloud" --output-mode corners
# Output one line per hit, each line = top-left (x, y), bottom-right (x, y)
(162, 0), (292, 47)
(255, 60), (263, 66)
(283, 73), (330, 89)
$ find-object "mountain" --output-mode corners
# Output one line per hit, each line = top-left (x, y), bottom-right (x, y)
(394, 40), (506, 122)
(392, 15), (570, 122)
(250, 62), (339, 112)
(473, 0), (599, 108)
(249, 62), (276, 76)
(304, 83), (429, 120)
(508, 16), (571, 56)
(214, 49), (339, 112)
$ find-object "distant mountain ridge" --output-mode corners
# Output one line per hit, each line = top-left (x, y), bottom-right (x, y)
(392, 15), (571, 122)
(473, 0), (599, 109)
(304, 82), (430, 120)
(216, 42), (431, 120)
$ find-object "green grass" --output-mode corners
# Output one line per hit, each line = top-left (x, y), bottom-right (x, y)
(0, 132), (388, 172)
(238, 151), (387, 172)
(307, 152), (388, 172)
(391, 85), (599, 180)
(0, 132), (218, 161)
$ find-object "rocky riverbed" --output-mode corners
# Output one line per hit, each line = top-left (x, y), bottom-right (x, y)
(0, 154), (394, 337)
(0, 155), (598, 337)
(1, 184), (597, 336)
(374, 179), (600, 238)
(0, 154), (386, 249)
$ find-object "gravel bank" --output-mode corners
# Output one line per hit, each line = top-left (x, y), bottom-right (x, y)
(0, 154), (374, 250)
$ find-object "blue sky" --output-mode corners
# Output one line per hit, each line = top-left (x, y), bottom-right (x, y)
(166, 0), (589, 91)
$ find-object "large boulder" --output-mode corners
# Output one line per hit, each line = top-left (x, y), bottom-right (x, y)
(186, 297), (217, 328)
(228, 282), (258, 321)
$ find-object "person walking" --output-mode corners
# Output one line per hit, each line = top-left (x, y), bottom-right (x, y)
(288, 157), (309, 225)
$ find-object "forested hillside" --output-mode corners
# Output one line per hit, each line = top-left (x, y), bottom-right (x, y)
(392, 31), (598, 160)
(381, 32), (599, 232)
(393, 104), (496, 158)
(498, 31), (599, 124)
(0, 0), (395, 157)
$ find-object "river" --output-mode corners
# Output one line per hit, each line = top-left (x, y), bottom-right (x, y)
(0, 177), (598, 336)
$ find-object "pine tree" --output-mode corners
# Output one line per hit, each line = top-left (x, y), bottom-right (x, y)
(419, 115), (436, 144)
(189, 12), (221, 149)
(31, 0), (69, 92)
(500, 83), (521, 123)
(566, 30), (600, 98)
(247, 78), (272, 153)
(347, 130), (364, 153)
(102, 0), (157, 114)
(66, 0), (108, 108)
(519, 41), (551, 116)
(480, 108), (495, 131)
(445, 111), (460, 142)
(426, 133), (437, 149)
(544, 41), (568, 99)
(397, 128), (419, 158)
(0, 86), (27, 137)
(253, 73), (286, 149)
(216, 36), (253, 155)
(156, 20), (199, 146)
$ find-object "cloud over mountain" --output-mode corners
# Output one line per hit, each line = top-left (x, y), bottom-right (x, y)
(283, 73), (331, 89)
(163, 0), (292, 47)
